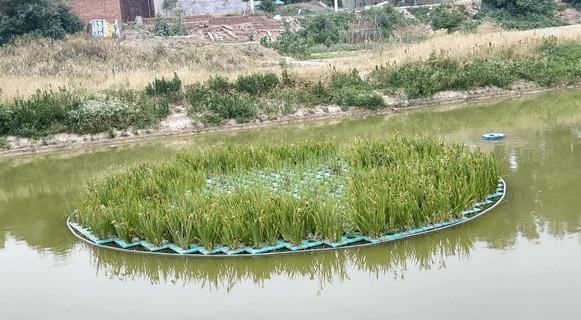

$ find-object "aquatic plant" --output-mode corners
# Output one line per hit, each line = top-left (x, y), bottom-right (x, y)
(74, 137), (500, 251)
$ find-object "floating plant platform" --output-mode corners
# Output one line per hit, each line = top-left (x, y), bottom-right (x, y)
(67, 137), (505, 257)
(68, 178), (505, 256)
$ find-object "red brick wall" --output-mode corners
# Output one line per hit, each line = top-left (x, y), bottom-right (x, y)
(70, 0), (122, 24)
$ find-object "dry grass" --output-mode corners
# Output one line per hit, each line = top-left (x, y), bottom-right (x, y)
(3, 23), (581, 102)
(0, 34), (281, 102)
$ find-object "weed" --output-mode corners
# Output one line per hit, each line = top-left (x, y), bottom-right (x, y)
(0, 137), (10, 149)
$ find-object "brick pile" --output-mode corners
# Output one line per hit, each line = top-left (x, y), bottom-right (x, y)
(142, 14), (285, 41)
(71, 0), (123, 24)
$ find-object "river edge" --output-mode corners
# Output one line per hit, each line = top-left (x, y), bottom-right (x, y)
(0, 83), (578, 159)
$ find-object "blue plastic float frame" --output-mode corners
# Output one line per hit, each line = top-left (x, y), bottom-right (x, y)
(482, 133), (505, 140)
(67, 178), (506, 258)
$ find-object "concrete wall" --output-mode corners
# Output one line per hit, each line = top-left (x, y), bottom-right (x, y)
(71, 0), (123, 23)
(153, 0), (251, 17)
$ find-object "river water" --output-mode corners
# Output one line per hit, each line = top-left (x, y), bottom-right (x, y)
(1, 90), (580, 319)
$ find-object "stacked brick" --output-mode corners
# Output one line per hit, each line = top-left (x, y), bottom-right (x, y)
(71, 0), (123, 24)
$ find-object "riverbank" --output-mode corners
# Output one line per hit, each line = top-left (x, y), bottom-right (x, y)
(0, 81), (573, 159)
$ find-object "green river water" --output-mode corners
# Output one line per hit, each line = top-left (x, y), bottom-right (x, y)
(1, 89), (580, 319)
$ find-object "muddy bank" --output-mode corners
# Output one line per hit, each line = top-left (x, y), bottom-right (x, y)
(0, 83), (576, 159)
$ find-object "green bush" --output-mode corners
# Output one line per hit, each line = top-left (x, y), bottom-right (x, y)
(370, 41), (581, 98)
(235, 73), (279, 95)
(0, 0), (83, 44)
(407, 7), (431, 22)
(0, 137), (10, 150)
(205, 95), (257, 124)
(145, 73), (182, 97)
(0, 87), (171, 138)
(152, 14), (172, 36)
(330, 69), (384, 109)
(261, 29), (311, 59)
(259, 0), (277, 13)
(431, 6), (466, 33)
(481, 0), (565, 30)
(152, 10), (188, 36)
(332, 87), (384, 109)
(298, 11), (353, 45)
(206, 76), (230, 93)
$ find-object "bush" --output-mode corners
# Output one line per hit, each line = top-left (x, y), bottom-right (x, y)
(205, 95), (257, 124)
(407, 7), (431, 22)
(0, 137), (10, 149)
(235, 73), (279, 95)
(261, 29), (311, 59)
(298, 11), (353, 45)
(332, 87), (385, 109)
(259, 0), (277, 13)
(481, 0), (565, 30)
(170, 8), (188, 36)
(0, 0), (83, 44)
(152, 10), (188, 36)
(0, 89), (81, 137)
(152, 14), (172, 36)
(145, 73), (182, 97)
(431, 6), (466, 33)
(330, 69), (384, 109)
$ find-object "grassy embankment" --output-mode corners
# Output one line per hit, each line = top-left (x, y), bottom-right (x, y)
(3, 16), (581, 149)
(75, 136), (500, 250)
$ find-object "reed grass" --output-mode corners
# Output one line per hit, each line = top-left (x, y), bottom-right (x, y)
(75, 136), (500, 251)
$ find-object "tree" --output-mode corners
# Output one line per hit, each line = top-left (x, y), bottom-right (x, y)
(482, 0), (556, 16)
(431, 6), (466, 33)
(259, 0), (277, 13)
(0, 0), (84, 45)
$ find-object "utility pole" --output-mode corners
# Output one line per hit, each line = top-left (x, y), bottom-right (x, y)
(250, 0), (255, 14)
(334, 0), (338, 12)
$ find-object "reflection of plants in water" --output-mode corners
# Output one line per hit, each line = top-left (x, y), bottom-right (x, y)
(89, 232), (473, 293)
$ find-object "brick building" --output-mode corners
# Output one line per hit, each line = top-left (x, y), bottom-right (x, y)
(70, 0), (154, 24)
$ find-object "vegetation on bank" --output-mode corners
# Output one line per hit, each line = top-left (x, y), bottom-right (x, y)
(370, 39), (581, 99)
(0, 77), (174, 138)
(4, 39), (581, 138)
(74, 137), (501, 250)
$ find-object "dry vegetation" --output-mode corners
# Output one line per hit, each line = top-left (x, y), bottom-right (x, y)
(4, 21), (581, 103)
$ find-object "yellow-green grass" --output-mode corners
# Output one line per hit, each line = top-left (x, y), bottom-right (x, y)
(74, 136), (500, 250)
(4, 23), (581, 102)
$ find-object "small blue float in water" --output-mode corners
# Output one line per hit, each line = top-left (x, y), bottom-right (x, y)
(482, 133), (506, 140)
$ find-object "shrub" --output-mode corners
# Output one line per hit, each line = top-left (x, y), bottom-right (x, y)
(0, 89), (81, 137)
(170, 8), (188, 36)
(0, 137), (10, 149)
(152, 10), (188, 37)
(206, 95), (256, 124)
(431, 6), (466, 33)
(481, 0), (565, 30)
(0, 0), (83, 44)
(261, 29), (311, 59)
(145, 73), (182, 97)
(206, 76), (230, 93)
(332, 87), (384, 109)
(67, 99), (136, 133)
(152, 14), (172, 36)
(259, 0), (277, 13)
(235, 73), (279, 95)
(298, 11), (353, 45)
(407, 7), (431, 22)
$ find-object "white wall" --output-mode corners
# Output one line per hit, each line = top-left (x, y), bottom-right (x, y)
(153, 0), (251, 17)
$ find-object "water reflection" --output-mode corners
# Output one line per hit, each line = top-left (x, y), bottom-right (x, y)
(89, 229), (473, 293)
